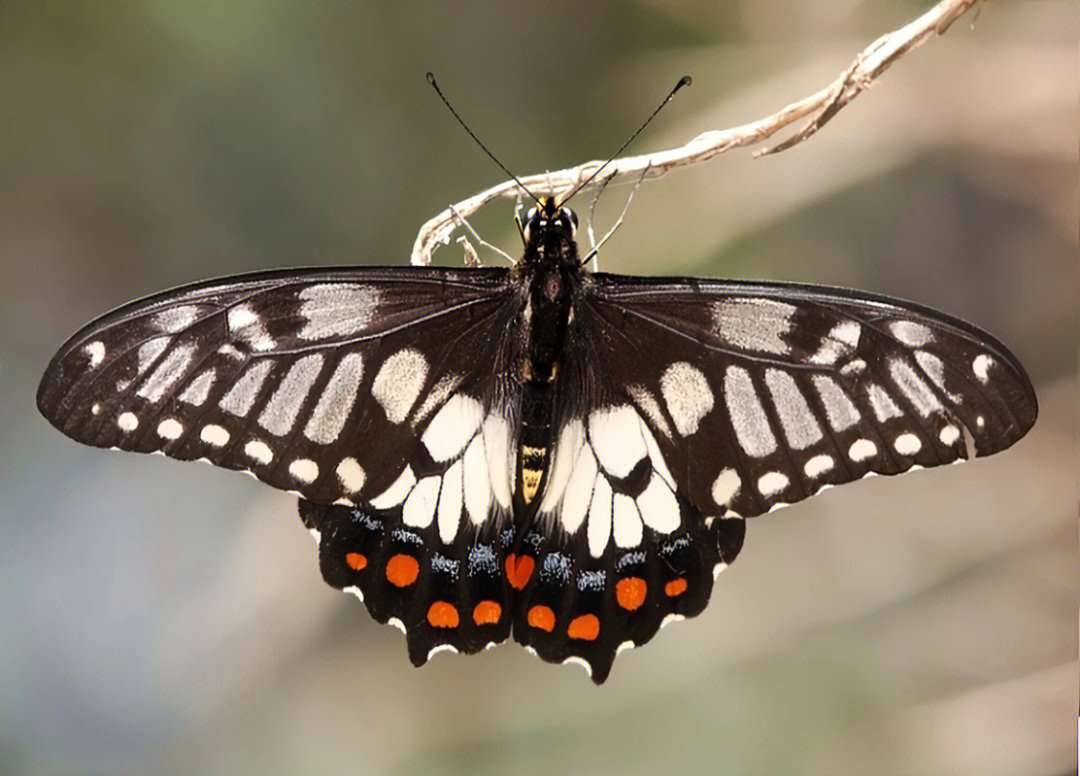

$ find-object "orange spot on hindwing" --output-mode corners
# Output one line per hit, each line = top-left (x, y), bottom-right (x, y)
(615, 577), (647, 610)
(664, 577), (688, 597)
(505, 554), (535, 590)
(473, 600), (502, 625)
(427, 601), (460, 628)
(386, 554), (419, 587)
(527, 605), (556, 632)
(345, 552), (367, 571)
(567, 614), (600, 641)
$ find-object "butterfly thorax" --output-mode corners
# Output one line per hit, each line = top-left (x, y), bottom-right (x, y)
(514, 198), (583, 514)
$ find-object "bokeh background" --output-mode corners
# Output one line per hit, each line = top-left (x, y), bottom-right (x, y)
(2, 2), (1076, 774)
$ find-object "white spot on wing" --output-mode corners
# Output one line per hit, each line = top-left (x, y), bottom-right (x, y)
(244, 440), (273, 465)
(894, 432), (922, 456)
(867, 383), (903, 422)
(712, 468), (741, 508)
(939, 425), (960, 446)
(765, 368), (822, 449)
(288, 458), (319, 484)
(724, 366), (777, 457)
(412, 373), (464, 427)
(481, 413), (513, 509)
(372, 348), (428, 424)
(560, 445), (597, 534)
(660, 613), (685, 629)
(587, 476), (613, 558)
(848, 438), (877, 461)
(757, 471), (789, 497)
(117, 412), (138, 432)
(297, 284), (380, 340)
(137, 336), (171, 375)
(812, 375), (860, 431)
(890, 320), (933, 347)
(335, 457), (365, 492)
(612, 493), (643, 548)
(427, 644), (459, 660)
(83, 341), (105, 368)
(200, 424), (230, 447)
(561, 656), (593, 677)
(809, 320), (861, 365)
(437, 459), (463, 544)
(228, 304), (275, 351)
(538, 419), (585, 515)
(972, 354), (993, 383)
(137, 344), (196, 403)
(220, 361), (272, 416)
(638, 416), (676, 490)
(422, 394), (484, 463)
(889, 358), (943, 417)
(403, 475), (439, 529)
(258, 354), (324, 435)
(303, 352), (364, 444)
(179, 368), (216, 406)
(713, 298), (795, 354)
(636, 474), (679, 533)
(914, 350), (956, 401)
(660, 362), (713, 437)
(804, 454), (834, 478)
(589, 404), (647, 478)
(370, 466), (416, 510)
(157, 418), (183, 440)
(151, 305), (199, 333)
(463, 436), (492, 526)
(626, 384), (673, 439)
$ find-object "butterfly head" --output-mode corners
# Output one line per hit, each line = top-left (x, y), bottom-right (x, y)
(522, 197), (579, 266)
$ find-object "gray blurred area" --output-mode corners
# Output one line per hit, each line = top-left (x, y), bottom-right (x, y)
(2, 2), (1076, 774)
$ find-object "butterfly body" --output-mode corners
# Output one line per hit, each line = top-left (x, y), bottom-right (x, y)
(38, 199), (1036, 683)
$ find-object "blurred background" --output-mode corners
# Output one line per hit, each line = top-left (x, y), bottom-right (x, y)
(2, 1), (1075, 774)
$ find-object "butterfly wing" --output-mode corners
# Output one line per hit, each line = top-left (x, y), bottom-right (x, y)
(37, 266), (528, 662)
(516, 273), (1036, 681)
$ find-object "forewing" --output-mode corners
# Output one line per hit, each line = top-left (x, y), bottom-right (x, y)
(37, 266), (523, 507)
(39, 265), (530, 663)
(579, 274), (1037, 519)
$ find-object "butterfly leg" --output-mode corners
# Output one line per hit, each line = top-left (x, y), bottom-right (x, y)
(448, 204), (515, 265)
(578, 162), (651, 271)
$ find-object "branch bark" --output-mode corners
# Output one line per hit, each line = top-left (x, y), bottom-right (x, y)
(411, 0), (982, 266)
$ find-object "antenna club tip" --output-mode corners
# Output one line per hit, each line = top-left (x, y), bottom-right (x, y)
(677, 75), (692, 90)
(425, 72), (436, 85)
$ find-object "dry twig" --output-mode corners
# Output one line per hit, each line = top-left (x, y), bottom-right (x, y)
(411, 0), (981, 266)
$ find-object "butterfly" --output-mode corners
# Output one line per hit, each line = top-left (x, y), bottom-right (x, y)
(37, 195), (1037, 683)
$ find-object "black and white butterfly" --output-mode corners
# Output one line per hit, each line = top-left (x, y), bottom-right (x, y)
(37, 196), (1036, 683)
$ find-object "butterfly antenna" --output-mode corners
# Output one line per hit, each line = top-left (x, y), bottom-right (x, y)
(427, 72), (542, 207)
(560, 75), (691, 206)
